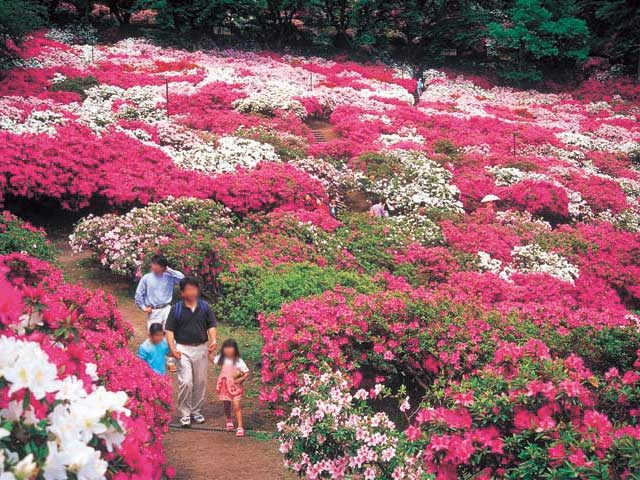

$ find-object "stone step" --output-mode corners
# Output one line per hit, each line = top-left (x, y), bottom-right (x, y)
(310, 129), (328, 143)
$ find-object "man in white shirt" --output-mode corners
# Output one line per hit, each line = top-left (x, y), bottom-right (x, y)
(134, 254), (184, 329)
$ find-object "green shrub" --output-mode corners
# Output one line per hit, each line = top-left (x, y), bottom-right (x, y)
(552, 326), (640, 373)
(216, 262), (378, 326)
(0, 212), (55, 261)
(50, 75), (99, 98)
(357, 152), (405, 183)
(334, 213), (438, 273)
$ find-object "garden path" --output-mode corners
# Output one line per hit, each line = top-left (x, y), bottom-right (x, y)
(306, 118), (339, 143)
(54, 238), (292, 480)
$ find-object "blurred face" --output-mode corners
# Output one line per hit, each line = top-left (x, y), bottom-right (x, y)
(150, 331), (164, 345)
(181, 284), (199, 302)
(150, 262), (166, 276)
(222, 345), (236, 360)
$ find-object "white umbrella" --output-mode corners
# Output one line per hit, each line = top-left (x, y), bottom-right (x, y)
(481, 194), (501, 203)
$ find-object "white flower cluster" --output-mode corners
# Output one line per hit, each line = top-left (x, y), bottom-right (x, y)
(0, 110), (66, 136)
(477, 244), (579, 284)
(289, 157), (361, 199)
(167, 136), (279, 175)
(378, 127), (425, 147)
(508, 244), (579, 284)
(364, 150), (463, 214)
(46, 25), (98, 46)
(597, 209), (640, 233)
(70, 198), (233, 277)
(0, 336), (129, 480)
(233, 81), (307, 118)
(556, 131), (640, 155)
(388, 214), (443, 246)
(486, 165), (526, 186)
(71, 85), (165, 132)
(476, 251), (503, 275)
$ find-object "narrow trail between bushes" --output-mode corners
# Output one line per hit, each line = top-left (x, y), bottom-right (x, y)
(306, 119), (339, 143)
(53, 238), (292, 480)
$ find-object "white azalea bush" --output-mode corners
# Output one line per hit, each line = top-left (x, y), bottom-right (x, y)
(0, 336), (130, 480)
(363, 151), (463, 214)
(72, 85), (165, 132)
(507, 244), (580, 283)
(70, 197), (233, 277)
(233, 82), (307, 117)
(476, 244), (580, 284)
(277, 371), (423, 480)
(168, 136), (279, 174)
(289, 157), (361, 199)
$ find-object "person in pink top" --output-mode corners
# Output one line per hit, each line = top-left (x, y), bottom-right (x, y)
(214, 338), (250, 437)
(369, 198), (389, 218)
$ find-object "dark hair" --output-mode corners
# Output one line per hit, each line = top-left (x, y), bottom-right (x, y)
(179, 276), (200, 291)
(149, 323), (164, 335)
(150, 254), (168, 268)
(217, 338), (240, 366)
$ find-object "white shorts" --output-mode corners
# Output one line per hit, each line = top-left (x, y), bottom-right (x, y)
(147, 305), (171, 330)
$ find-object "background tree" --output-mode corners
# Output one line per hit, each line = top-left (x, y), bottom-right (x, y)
(107, 0), (138, 24)
(153, 0), (245, 33)
(252, 0), (307, 48)
(308, 0), (355, 48)
(582, 0), (640, 79)
(0, 0), (46, 60)
(488, 0), (589, 84)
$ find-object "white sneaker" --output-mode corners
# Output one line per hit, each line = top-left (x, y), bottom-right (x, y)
(180, 415), (191, 427)
(191, 413), (205, 424)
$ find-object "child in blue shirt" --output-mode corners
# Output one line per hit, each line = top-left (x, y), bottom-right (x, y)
(137, 323), (175, 374)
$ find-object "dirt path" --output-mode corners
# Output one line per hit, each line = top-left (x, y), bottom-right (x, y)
(54, 239), (291, 480)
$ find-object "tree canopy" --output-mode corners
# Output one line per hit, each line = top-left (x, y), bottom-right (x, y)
(3, 0), (640, 84)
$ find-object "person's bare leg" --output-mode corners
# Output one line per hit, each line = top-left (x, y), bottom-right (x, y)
(232, 399), (243, 430)
(223, 401), (232, 420)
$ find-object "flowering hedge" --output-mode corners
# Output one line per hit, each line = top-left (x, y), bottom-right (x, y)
(0, 253), (172, 479)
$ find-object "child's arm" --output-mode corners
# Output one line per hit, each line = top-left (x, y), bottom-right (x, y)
(235, 360), (250, 384)
(235, 371), (250, 384)
(163, 340), (177, 373)
(137, 345), (147, 362)
(167, 359), (177, 373)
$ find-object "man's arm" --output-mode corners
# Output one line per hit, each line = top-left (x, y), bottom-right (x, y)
(165, 267), (184, 284)
(165, 330), (181, 359)
(134, 276), (151, 312)
(206, 306), (217, 353)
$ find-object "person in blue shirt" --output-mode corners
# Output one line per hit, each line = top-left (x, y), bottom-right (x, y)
(134, 254), (184, 330)
(137, 323), (174, 374)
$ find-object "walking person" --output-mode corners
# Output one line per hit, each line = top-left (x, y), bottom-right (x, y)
(214, 338), (250, 437)
(369, 198), (389, 218)
(134, 254), (184, 330)
(165, 277), (217, 427)
(329, 198), (339, 220)
(137, 323), (176, 375)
